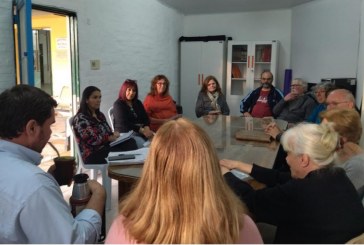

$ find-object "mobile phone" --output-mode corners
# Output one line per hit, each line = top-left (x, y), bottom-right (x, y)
(108, 154), (135, 161)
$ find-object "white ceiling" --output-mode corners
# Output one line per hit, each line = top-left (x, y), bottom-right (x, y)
(157, 0), (315, 15)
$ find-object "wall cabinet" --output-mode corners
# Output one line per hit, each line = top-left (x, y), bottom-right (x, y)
(180, 40), (226, 119)
(226, 40), (279, 115)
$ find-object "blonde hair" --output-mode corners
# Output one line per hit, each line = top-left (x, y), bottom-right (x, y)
(281, 123), (339, 166)
(320, 109), (362, 143)
(119, 118), (246, 243)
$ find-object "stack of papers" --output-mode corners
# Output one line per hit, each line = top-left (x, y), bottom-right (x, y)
(110, 130), (133, 147)
(107, 147), (149, 165)
(231, 169), (249, 180)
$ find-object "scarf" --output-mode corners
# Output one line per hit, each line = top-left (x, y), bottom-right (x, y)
(207, 91), (220, 111)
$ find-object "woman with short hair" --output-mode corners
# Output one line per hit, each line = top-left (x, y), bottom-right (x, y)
(220, 123), (364, 243)
(106, 118), (263, 244)
(143, 74), (180, 131)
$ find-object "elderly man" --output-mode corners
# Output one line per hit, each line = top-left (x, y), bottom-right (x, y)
(240, 70), (283, 118)
(0, 85), (105, 243)
(325, 88), (356, 110)
(273, 78), (317, 124)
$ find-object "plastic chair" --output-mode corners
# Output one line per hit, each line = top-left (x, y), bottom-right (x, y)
(108, 107), (114, 131)
(67, 116), (111, 210)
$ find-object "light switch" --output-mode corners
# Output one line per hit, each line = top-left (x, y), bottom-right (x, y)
(90, 60), (100, 70)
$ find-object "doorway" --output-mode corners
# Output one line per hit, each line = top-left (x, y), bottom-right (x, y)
(31, 6), (79, 168)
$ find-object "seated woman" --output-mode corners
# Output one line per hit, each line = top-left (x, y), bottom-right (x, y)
(195, 75), (230, 118)
(320, 108), (364, 195)
(106, 118), (263, 244)
(72, 86), (137, 164)
(143, 74), (180, 131)
(306, 82), (335, 123)
(113, 79), (153, 147)
(220, 123), (364, 243)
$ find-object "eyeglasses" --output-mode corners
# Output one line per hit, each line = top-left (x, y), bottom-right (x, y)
(261, 77), (272, 81)
(156, 82), (166, 86)
(325, 101), (349, 106)
(291, 84), (302, 87)
(315, 90), (326, 95)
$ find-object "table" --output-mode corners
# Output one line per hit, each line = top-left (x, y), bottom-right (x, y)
(108, 115), (287, 199)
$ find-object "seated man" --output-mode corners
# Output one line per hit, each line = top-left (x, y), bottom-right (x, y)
(0, 85), (105, 243)
(273, 78), (317, 124)
(240, 70), (283, 118)
(325, 88), (357, 110)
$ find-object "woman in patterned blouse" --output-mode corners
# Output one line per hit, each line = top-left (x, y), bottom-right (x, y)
(73, 86), (136, 164)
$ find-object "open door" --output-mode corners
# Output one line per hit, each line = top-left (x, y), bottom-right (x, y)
(14, 0), (34, 85)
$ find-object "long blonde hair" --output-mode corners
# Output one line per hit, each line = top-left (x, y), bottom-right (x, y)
(119, 118), (246, 243)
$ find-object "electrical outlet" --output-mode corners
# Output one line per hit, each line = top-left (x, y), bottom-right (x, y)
(90, 60), (100, 70)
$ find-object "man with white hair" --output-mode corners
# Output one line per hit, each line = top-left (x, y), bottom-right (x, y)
(325, 88), (356, 110)
(273, 78), (317, 124)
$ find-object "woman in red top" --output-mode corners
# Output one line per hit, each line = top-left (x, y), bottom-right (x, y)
(143, 74), (180, 131)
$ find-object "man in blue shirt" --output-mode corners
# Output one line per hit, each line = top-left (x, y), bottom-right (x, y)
(0, 85), (105, 243)
(240, 71), (283, 118)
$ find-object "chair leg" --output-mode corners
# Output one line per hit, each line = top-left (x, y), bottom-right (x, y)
(101, 167), (112, 210)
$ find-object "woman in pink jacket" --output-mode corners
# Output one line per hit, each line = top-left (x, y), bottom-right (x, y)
(106, 118), (263, 244)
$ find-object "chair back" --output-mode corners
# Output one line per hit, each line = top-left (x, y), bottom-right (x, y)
(108, 107), (114, 131)
(67, 116), (86, 173)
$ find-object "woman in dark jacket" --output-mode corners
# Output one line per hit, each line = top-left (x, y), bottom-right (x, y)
(221, 123), (364, 244)
(113, 79), (153, 147)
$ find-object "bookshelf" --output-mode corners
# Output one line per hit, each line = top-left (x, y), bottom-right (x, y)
(227, 40), (279, 115)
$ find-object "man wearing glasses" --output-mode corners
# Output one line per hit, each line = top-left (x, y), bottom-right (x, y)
(240, 70), (283, 118)
(325, 88), (356, 110)
(273, 78), (317, 124)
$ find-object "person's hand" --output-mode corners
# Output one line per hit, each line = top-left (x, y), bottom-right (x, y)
(220, 159), (239, 170)
(108, 131), (120, 142)
(243, 112), (252, 117)
(47, 164), (56, 178)
(284, 92), (298, 102)
(265, 122), (282, 140)
(142, 127), (154, 138)
(220, 159), (253, 174)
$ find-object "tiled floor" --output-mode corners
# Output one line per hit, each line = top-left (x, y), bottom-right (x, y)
(39, 109), (120, 235)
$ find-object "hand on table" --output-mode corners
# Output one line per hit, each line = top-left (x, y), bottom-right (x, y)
(264, 122), (282, 140)
(220, 159), (253, 174)
(243, 112), (252, 117)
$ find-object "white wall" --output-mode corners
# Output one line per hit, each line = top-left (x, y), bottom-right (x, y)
(291, 0), (361, 87)
(183, 10), (292, 89)
(30, 0), (183, 114)
(0, 0), (16, 91)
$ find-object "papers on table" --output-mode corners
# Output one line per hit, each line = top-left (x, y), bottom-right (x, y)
(109, 130), (133, 147)
(231, 169), (249, 180)
(107, 147), (149, 165)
